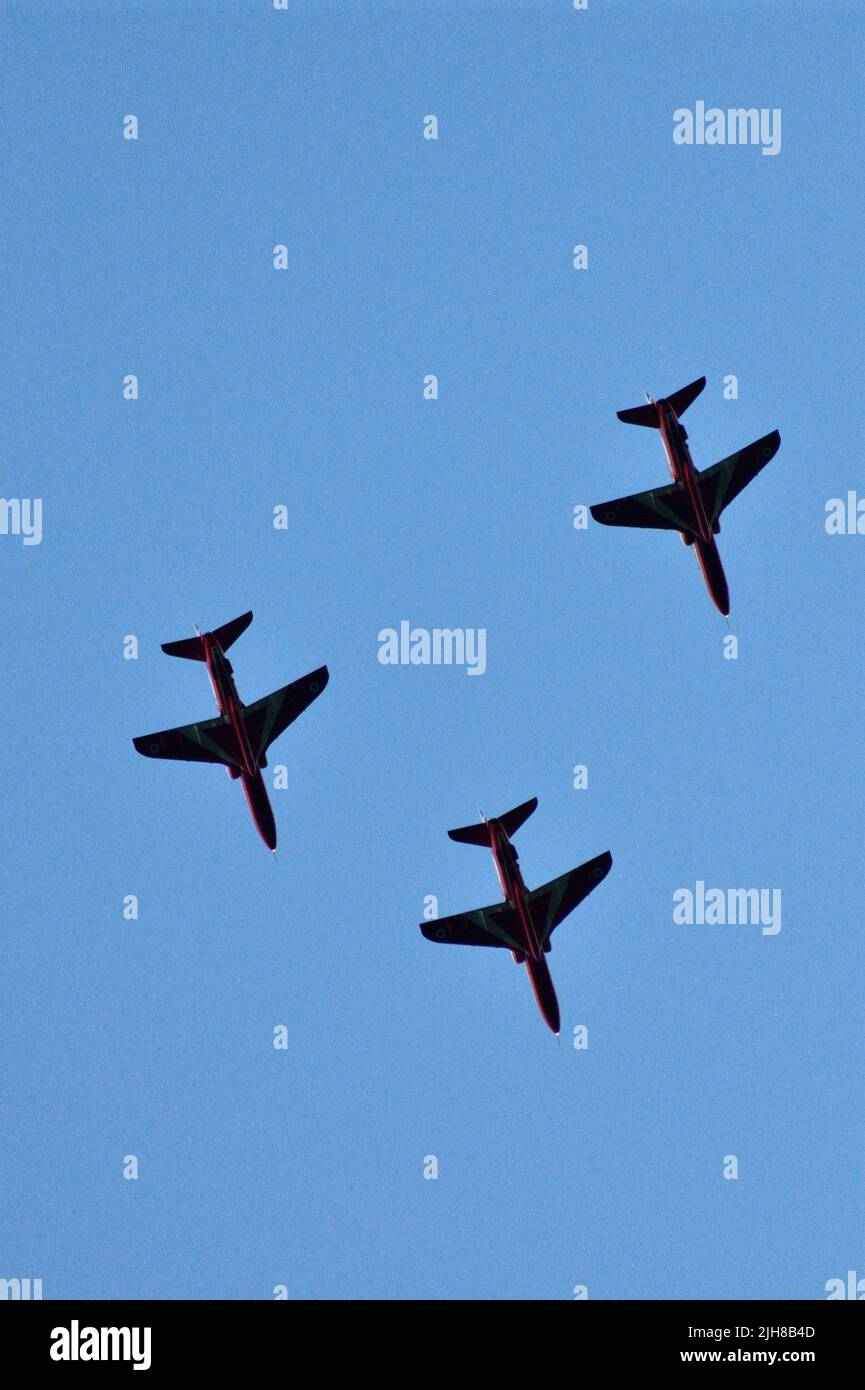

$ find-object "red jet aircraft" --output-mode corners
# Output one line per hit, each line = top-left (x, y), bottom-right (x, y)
(420, 798), (611, 1034)
(133, 612), (328, 851)
(591, 376), (780, 615)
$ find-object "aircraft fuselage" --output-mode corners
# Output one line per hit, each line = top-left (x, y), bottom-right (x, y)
(203, 635), (256, 775)
(202, 632), (277, 850)
(487, 818), (560, 1034)
(656, 400), (730, 616)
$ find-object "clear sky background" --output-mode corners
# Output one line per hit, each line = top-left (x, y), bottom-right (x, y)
(2, 0), (862, 1301)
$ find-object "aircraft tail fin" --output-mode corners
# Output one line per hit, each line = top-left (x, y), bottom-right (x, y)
(448, 796), (538, 846)
(617, 376), (706, 426)
(161, 611), (253, 660)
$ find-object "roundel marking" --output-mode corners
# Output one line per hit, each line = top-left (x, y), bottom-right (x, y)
(435, 927), (448, 940)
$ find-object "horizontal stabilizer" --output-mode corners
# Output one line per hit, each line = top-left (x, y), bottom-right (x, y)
(161, 634), (206, 661)
(498, 797), (538, 838)
(666, 376), (706, 418)
(448, 796), (538, 846)
(212, 611), (253, 652)
(616, 403), (660, 428)
(616, 376), (705, 426)
(446, 822), (491, 847)
(161, 611), (253, 660)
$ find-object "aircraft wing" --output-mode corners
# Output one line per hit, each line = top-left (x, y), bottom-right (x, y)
(133, 715), (242, 768)
(591, 482), (699, 536)
(420, 903), (523, 952)
(242, 665), (329, 760)
(529, 851), (613, 947)
(698, 430), (780, 522)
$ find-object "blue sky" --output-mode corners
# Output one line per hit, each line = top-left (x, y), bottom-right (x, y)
(2, 0), (862, 1300)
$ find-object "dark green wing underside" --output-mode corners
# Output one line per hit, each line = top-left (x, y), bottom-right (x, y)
(420, 903), (523, 951)
(420, 850), (612, 951)
(133, 715), (243, 769)
(528, 851), (613, 946)
(698, 431), (781, 523)
(592, 430), (781, 535)
(242, 666), (329, 761)
(591, 482), (699, 535)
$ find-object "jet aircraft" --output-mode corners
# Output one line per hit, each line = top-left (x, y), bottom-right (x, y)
(590, 376), (780, 615)
(133, 611), (327, 851)
(420, 798), (611, 1034)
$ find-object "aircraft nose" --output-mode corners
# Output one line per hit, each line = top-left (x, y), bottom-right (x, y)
(543, 996), (560, 1035)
